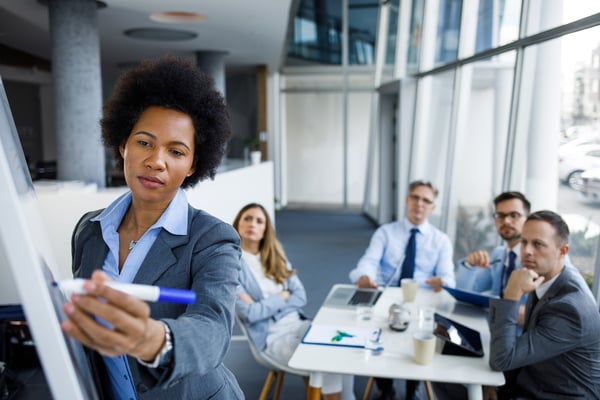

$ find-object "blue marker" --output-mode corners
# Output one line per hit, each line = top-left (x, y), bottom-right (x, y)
(56, 279), (196, 304)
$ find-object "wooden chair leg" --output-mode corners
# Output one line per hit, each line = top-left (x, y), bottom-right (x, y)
(273, 371), (286, 400)
(425, 380), (434, 400)
(363, 376), (374, 400)
(259, 370), (276, 400)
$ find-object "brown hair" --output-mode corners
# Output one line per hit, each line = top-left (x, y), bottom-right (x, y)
(232, 203), (295, 284)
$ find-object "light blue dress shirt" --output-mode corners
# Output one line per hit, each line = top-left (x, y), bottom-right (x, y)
(349, 218), (455, 288)
(90, 188), (189, 400)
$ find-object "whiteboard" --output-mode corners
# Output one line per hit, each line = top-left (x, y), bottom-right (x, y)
(0, 77), (98, 399)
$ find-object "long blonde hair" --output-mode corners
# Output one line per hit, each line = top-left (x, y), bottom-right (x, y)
(233, 203), (296, 284)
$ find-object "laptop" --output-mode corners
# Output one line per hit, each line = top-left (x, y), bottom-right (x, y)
(323, 272), (397, 309)
(442, 286), (499, 308)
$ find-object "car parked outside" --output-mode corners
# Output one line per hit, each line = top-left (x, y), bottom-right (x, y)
(577, 168), (600, 203)
(558, 143), (600, 188)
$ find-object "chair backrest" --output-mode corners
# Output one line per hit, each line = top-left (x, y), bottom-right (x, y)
(235, 315), (309, 376)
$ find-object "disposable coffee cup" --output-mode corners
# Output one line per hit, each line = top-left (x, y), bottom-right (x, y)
(413, 331), (436, 365)
(401, 278), (419, 302)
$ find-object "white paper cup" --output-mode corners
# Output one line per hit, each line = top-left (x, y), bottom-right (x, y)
(413, 331), (436, 365)
(401, 278), (419, 302)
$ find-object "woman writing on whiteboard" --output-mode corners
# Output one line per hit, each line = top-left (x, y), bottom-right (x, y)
(233, 203), (354, 400)
(61, 56), (243, 399)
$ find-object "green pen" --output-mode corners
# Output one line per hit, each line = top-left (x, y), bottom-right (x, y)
(331, 329), (354, 342)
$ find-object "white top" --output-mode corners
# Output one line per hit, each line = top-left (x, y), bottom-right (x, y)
(242, 250), (283, 296)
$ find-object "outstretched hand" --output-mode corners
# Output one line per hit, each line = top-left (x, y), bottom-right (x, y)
(61, 270), (165, 362)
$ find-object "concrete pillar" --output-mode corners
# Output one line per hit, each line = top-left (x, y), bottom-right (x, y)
(526, 1), (563, 210)
(196, 51), (228, 97)
(49, 0), (105, 187)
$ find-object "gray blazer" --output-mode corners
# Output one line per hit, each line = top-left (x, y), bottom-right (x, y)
(489, 265), (600, 399)
(72, 206), (244, 399)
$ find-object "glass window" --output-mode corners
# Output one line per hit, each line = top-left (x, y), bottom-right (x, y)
(385, 0), (400, 66)
(407, 0), (426, 74)
(411, 70), (456, 224)
(348, 92), (373, 206)
(527, 0), (600, 36)
(474, 0), (521, 53)
(435, 0), (463, 66)
(364, 106), (380, 219)
(287, 0), (343, 65)
(348, 0), (379, 65)
(285, 91), (344, 204)
(511, 27), (600, 289)
(447, 53), (517, 261)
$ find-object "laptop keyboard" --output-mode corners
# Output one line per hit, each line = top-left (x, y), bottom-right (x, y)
(349, 290), (379, 305)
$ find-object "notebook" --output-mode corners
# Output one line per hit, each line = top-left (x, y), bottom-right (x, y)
(442, 286), (499, 308)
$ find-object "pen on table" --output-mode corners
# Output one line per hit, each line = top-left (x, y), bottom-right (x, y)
(55, 279), (197, 304)
(372, 328), (382, 343)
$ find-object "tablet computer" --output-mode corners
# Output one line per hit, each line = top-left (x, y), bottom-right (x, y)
(433, 313), (484, 357)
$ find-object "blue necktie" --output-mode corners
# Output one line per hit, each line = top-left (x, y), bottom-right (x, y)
(400, 228), (419, 282)
(501, 250), (517, 297)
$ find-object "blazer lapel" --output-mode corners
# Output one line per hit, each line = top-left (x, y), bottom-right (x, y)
(525, 268), (569, 329)
(132, 229), (188, 285)
(79, 228), (109, 279)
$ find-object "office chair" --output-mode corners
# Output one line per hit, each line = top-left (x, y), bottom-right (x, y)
(236, 316), (309, 400)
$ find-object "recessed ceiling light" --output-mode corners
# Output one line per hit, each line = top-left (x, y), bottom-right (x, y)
(150, 11), (207, 24)
(124, 28), (197, 41)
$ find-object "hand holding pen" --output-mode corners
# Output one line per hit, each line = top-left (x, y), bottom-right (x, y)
(60, 270), (167, 360)
(466, 250), (502, 269)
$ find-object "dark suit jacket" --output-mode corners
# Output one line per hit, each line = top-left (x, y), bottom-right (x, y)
(71, 206), (243, 399)
(489, 265), (600, 399)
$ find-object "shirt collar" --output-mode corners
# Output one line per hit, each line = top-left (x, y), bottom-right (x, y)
(403, 218), (430, 235)
(505, 243), (521, 263)
(535, 268), (562, 299)
(92, 188), (189, 236)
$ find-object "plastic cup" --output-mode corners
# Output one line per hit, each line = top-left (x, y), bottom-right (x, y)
(416, 306), (435, 333)
(401, 278), (419, 302)
(356, 305), (373, 321)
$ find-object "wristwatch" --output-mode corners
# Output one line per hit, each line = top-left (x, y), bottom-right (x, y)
(137, 321), (173, 368)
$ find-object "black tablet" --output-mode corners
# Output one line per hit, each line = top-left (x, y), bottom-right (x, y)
(433, 313), (484, 357)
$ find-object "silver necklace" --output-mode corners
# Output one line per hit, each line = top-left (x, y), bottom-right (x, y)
(128, 240), (137, 250)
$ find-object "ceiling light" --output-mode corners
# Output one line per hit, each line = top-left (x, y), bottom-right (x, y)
(124, 28), (197, 41)
(150, 11), (207, 24)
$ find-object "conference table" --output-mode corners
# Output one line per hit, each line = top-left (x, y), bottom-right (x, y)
(288, 284), (505, 400)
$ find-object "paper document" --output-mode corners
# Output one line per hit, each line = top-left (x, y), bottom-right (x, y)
(301, 324), (378, 348)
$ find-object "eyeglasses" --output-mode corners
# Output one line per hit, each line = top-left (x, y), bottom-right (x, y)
(408, 194), (434, 205)
(494, 211), (523, 221)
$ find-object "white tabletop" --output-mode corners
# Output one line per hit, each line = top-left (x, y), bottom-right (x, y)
(288, 284), (505, 400)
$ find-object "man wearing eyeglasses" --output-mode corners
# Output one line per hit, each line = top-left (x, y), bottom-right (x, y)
(350, 180), (455, 400)
(456, 192), (531, 308)
(350, 180), (455, 292)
